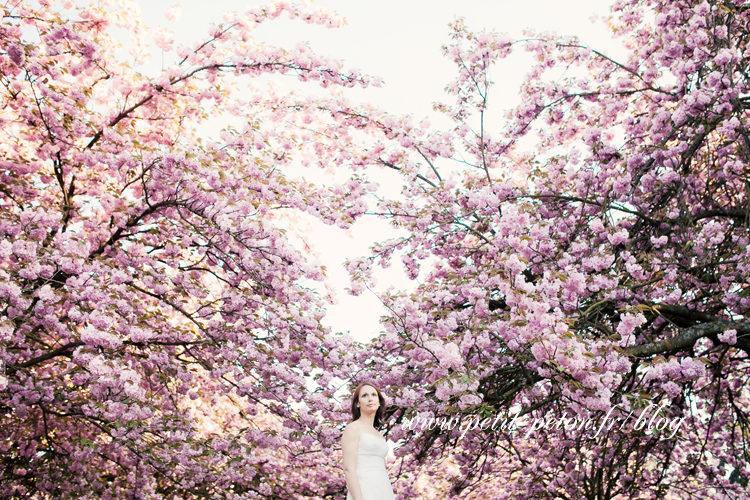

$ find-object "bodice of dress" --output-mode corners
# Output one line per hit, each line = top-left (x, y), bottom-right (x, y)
(356, 433), (388, 466)
(345, 433), (395, 500)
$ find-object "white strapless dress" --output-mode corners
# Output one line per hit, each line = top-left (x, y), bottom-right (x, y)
(346, 433), (396, 500)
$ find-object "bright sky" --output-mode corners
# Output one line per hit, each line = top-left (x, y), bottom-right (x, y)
(135, 0), (624, 341)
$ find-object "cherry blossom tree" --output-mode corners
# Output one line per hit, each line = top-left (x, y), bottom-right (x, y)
(4, 0), (750, 498)
(337, 0), (750, 498)
(0, 0), (375, 498)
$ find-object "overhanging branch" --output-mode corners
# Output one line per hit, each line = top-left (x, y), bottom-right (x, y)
(623, 321), (750, 357)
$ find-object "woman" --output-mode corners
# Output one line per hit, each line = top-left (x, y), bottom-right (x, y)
(341, 382), (396, 500)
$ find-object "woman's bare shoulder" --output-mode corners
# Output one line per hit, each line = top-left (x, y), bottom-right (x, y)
(342, 421), (361, 439)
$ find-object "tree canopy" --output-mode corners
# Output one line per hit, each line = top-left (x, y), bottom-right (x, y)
(1, 0), (749, 499)
(352, 1), (750, 498)
(1, 0), (373, 497)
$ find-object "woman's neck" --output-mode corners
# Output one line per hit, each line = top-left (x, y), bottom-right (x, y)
(358, 413), (376, 428)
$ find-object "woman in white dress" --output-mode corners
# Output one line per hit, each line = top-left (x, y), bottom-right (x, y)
(342, 382), (396, 500)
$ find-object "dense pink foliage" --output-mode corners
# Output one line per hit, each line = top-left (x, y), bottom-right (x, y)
(3, 0), (750, 499)
(340, 0), (750, 498)
(0, 0), (374, 498)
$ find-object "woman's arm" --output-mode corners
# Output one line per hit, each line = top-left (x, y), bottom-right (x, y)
(342, 425), (363, 500)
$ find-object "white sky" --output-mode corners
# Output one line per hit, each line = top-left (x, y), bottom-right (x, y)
(134, 0), (624, 341)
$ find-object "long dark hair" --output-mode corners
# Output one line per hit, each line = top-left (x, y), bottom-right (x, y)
(350, 382), (386, 428)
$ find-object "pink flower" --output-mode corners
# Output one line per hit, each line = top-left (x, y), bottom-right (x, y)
(617, 312), (646, 345)
(650, 235), (668, 248)
(582, 126), (602, 146)
(164, 4), (182, 23)
(0, 320), (12, 341)
(438, 341), (463, 370)
(7, 43), (25, 66)
(36, 284), (56, 302)
(589, 218), (605, 233)
(661, 381), (681, 398)
(80, 325), (122, 349)
(504, 254), (526, 276)
(152, 27), (173, 52)
(607, 230), (629, 246)
(435, 384), (451, 401)
(458, 394), (482, 408)
(718, 329), (737, 345)
(0, 240), (11, 258)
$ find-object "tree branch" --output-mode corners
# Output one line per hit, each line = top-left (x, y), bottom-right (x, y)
(623, 321), (750, 357)
(6, 341), (83, 374)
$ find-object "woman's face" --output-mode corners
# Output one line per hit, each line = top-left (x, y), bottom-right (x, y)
(358, 385), (380, 413)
